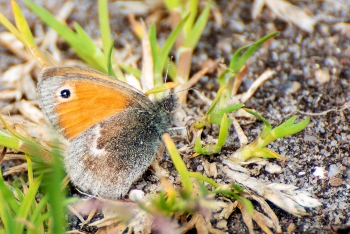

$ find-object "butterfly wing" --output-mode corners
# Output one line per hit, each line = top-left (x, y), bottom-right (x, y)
(37, 66), (151, 140)
(67, 108), (163, 199)
(38, 66), (162, 199)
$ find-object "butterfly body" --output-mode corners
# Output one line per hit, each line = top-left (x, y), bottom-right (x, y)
(37, 66), (177, 199)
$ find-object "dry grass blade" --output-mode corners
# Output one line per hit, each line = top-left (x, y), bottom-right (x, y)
(240, 69), (274, 103)
(0, 147), (6, 164)
(16, 100), (45, 124)
(333, 22), (350, 36)
(39, 1), (75, 62)
(252, 0), (266, 20)
(0, 32), (32, 61)
(67, 205), (85, 223)
(231, 65), (247, 97)
(0, 90), (21, 101)
(140, 20), (155, 94)
(230, 116), (248, 148)
(3, 163), (27, 176)
(88, 198), (153, 233)
(265, 0), (315, 33)
(251, 210), (274, 234)
(223, 160), (322, 218)
(237, 201), (255, 234)
(250, 194), (281, 232)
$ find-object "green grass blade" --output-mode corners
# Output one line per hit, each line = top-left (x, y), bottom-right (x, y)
(0, 185), (16, 234)
(275, 116), (297, 129)
(162, 134), (192, 198)
(229, 44), (251, 73)
(98, 0), (113, 65)
(73, 22), (106, 69)
(23, 0), (106, 72)
(273, 117), (310, 139)
(184, 0), (199, 35)
(14, 187), (24, 203)
(244, 108), (271, 129)
(0, 13), (25, 44)
(194, 137), (203, 153)
(107, 41), (117, 78)
(0, 169), (20, 213)
(29, 194), (49, 227)
(23, 0), (79, 46)
(26, 154), (34, 186)
(215, 103), (244, 116)
(45, 150), (66, 234)
(217, 113), (228, 147)
(0, 130), (21, 150)
(14, 175), (42, 234)
(119, 64), (141, 79)
(182, 0), (211, 48)
(205, 84), (227, 116)
(11, 0), (36, 47)
(188, 172), (218, 188)
(233, 32), (279, 73)
(149, 24), (158, 67)
(154, 14), (190, 85)
(163, 0), (181, 10)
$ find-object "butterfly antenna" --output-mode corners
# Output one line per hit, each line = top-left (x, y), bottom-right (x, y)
(164, 56), (172, 84)
(162, 57), (173, 97)
(175, 87), (198, 94)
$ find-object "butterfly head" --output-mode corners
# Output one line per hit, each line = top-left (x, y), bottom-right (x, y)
(158, 93), (178, 114)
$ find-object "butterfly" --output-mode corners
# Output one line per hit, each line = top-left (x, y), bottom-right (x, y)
(37, 66), (178, 199)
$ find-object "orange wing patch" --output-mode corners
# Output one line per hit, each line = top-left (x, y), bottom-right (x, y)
(55, 80), (132, 139)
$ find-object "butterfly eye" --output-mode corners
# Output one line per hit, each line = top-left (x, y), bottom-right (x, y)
(164, 100), (173, 111)
(60, 89), (71, 99)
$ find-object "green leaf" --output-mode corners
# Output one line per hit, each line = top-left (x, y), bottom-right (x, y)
(260, 116), (310, 147)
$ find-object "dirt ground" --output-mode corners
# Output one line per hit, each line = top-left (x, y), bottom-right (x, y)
(0, 0), (349, 233)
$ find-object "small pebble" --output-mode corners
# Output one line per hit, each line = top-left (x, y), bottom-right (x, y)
(328, 164), (341, 177)
(330, 177), (343, 187)
(129, 189), (145, 202)
(197, 165), (204, 171)
(265, 163), (282, 174)
(298, 171), (306, 176)
(313, 167), (327, 179)
(314, 68), (330, 84)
